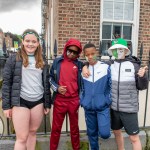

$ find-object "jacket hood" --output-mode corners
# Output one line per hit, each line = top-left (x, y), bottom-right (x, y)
(126, 56), (141, 64)
(63, 38), (82, 59)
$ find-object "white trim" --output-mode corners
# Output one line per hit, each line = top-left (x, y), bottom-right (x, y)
(100, 0), (104, 43)
(132, 0), (140, 56)
(102, 20), (134, 24)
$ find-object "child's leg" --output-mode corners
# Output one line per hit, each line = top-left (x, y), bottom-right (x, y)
(12, 107), (30, 150)
(111, 109), (124, 150)
(120, 112), (140, 150)
(85, 110), (99, 150)
(129, 134), (141, 150)
(97, 107), (111, 139)
(26, 103), (44, 150)
(68, 100), (80, 150)
(50, 101), (67, 150)
(113, 129), (124, 150)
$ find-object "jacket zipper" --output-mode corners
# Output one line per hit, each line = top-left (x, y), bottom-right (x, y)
(117, 62), (121, 111)
(92, 66), (94, 109)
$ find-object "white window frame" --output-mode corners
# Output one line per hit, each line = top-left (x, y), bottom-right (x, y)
(100, 0), (140, 56)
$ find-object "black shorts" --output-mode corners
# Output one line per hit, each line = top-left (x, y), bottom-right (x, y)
(111, 109), (139, 135)
(20, 97), (43, 109)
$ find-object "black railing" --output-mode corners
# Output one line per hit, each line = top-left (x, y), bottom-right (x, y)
(0, 42), (150, 137)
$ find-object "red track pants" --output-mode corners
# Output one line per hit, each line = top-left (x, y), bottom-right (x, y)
(50, 99), (80, 150)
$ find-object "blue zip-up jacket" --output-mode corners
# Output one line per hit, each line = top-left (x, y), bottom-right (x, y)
(80, 61), (111, 110)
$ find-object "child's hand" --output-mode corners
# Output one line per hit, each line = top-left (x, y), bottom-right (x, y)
(137, 66), (148, 77)
(58, 86), (67, 95)
(44, 108), (50, 115)
(82, 66), (91, 78)
(3, 109), (12, 119)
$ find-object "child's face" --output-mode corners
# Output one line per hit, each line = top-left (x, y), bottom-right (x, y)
(66, 46), (79, 59)
(84, 47), (97, 65)
(22, 34), (39, 55)
(112, 48), (126, 59)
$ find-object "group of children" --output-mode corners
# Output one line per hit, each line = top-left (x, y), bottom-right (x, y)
(82, 38), (148, 150)
(2, 29), (148, 150)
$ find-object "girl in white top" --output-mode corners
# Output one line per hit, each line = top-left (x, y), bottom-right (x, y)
(2, 29), (51, 150)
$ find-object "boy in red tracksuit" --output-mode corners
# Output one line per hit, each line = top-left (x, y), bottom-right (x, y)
(49, 38), (83, 150)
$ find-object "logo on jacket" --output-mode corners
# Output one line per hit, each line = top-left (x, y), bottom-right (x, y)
(125, 69), (131, 72)
(73, 66), (77, 69)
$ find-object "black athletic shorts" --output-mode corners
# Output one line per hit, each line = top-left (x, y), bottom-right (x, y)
(20, 97), (44, 109)
(111, 109), (139, 135)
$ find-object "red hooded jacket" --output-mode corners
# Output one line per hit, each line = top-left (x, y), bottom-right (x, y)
(56, 38), (82, 101)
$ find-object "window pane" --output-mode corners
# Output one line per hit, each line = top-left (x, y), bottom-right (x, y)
(114, 0), (124, 2)
(101, 40), (111, 55)
(114, 2), (123, 20)
(123, 25), (132, 40)
(102, 24), (112, 39)
(127, 41), (132, 52)
(124, 3), (134, 20)
(125, 0), (134, 2)
(113, 24), (122, 39)
(103, 1), (113, 19)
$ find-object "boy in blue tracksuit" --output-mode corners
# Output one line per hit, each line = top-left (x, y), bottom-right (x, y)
(80, 43), (111, 150)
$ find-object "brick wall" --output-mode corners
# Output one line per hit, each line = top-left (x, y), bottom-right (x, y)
(138, 0), (150, 63)
(58, 0), (100, 56)
(56, 0), (150, 61)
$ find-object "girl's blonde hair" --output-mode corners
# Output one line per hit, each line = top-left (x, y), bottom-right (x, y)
(16, 29), (44, 69)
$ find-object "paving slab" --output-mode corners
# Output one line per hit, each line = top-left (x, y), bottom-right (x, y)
(0, 131), (147, 150)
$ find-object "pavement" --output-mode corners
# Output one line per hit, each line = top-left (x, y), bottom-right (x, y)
(0, 130), (148, 150)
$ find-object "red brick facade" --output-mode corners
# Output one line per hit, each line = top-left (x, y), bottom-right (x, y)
(47, 0), (150, 61)
(57, 0), (100, 56)
(138, 0), (150, 61)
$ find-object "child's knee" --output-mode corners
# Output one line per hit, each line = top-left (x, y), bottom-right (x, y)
(129, 134), (140, 143)
(99, 131), (111, 139)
